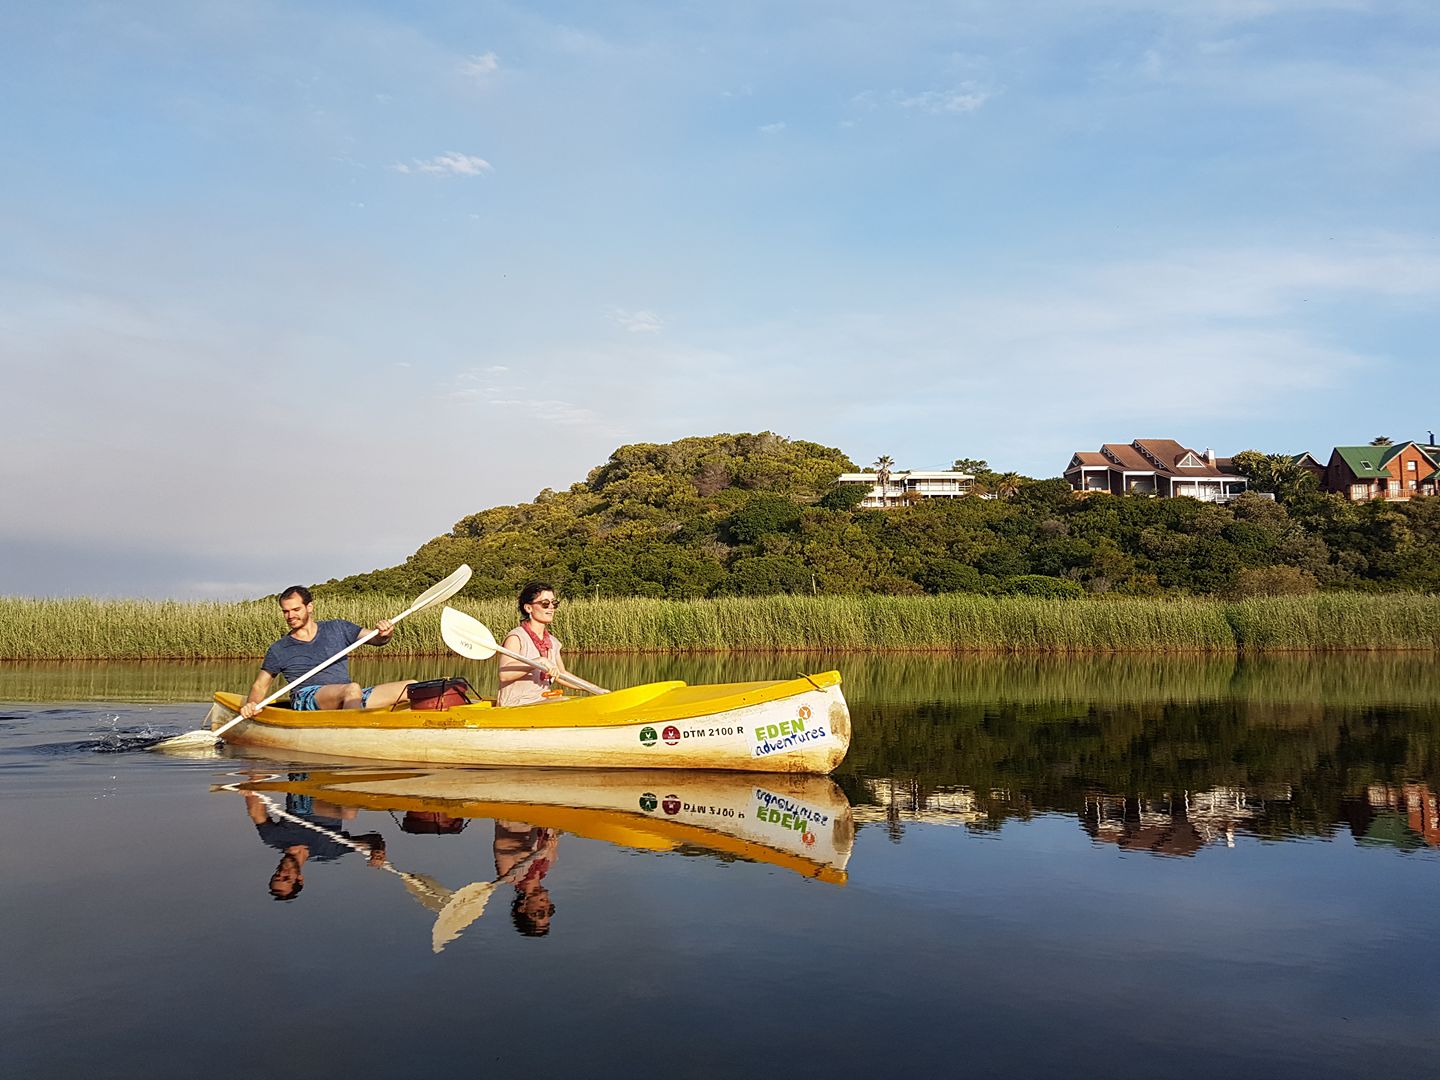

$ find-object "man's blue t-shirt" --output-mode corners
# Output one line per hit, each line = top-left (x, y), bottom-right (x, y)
(262, 620), (363, 690)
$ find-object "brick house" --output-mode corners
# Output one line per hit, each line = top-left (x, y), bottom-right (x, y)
(1322, 442), (1440, 501)
(1064, 439), (1249, 502)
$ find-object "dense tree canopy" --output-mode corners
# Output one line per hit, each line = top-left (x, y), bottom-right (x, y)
(319, 432), (1440, 600)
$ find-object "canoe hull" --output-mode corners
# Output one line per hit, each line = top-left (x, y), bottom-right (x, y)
(208, 673), (850, 774)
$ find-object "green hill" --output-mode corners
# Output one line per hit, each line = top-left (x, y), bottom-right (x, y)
(319, 431), (1440, 601)
(322, 432), (858, 599)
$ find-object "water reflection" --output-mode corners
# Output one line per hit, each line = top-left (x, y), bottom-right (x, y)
(854, 777), (1440, 856)
(219, 767), (854, 950)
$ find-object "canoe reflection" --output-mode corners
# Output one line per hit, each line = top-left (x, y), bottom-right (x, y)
(221, 767), (853, 950)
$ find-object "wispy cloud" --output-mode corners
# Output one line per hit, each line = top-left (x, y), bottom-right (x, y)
(895, 87), (990, 114)
(391, 152), (493, 176)
(759, 121), (787, 135)
(609, 308), (663, 334)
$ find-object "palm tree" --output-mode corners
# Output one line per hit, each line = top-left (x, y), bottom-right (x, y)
(994, 471), (1023, 499)
(873, 455), (895, 507)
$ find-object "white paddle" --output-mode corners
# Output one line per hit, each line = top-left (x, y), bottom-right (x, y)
(156, 565), (474, 752)
(440, 606), (609, 695)
(234, 785), (514, 953)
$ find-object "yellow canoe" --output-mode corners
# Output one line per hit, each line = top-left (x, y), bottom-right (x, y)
(208, 671), (850, 774)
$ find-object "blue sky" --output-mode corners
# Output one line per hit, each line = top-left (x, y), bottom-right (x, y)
(2, 1), (1437, 597)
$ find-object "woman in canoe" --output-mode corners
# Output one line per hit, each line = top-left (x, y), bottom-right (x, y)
(496, 581), (577, 706)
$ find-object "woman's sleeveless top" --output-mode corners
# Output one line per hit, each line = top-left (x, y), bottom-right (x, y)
(496, 623), (564, 707)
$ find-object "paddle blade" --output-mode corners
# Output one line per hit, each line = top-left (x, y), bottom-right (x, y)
(402, 564), (473, 618)
(432, 881), (497, 953)
(400, 873), (453, 915)
(440, 606), (498, 661)
(153, 702), (232, 751)
(151, 729), (222, 753)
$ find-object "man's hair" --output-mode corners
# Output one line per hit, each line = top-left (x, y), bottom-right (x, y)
(278, 585), (313, 605)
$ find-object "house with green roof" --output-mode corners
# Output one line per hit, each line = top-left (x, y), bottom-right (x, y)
(1322, 441), (1440, 501)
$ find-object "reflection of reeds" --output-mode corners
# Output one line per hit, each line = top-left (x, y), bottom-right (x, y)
(5, 593), (1440, 662)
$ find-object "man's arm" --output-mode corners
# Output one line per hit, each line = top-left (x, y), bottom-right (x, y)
(366, 618), (396, 647)
(240, 669), (274, 719)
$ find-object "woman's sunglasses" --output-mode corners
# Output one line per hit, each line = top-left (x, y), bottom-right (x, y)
(530, 599), (561, 610)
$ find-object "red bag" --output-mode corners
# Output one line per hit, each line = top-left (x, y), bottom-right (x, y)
(405, 677), (475, 710)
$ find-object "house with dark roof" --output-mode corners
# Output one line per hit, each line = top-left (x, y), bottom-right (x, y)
(1322, 442), (1440, 501)
(1290, 452), (1326, 485)
(1064, 439), (1249, 502)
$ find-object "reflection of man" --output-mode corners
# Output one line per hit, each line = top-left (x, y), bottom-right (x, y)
(244, 786), (385, 900)
(494, 822), (559, 936)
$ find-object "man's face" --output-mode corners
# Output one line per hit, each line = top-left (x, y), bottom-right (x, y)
(269, 854), (303, 898)
(279, 595), (313, 631)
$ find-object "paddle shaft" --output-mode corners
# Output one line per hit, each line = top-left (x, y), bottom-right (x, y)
(493, 639), (610, 696)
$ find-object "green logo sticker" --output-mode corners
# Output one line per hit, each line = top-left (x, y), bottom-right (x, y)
(639, 792), (658, 812)
(640, 726), (658, 746)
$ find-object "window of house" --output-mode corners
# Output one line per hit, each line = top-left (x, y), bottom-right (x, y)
(1408, 460), (1417, 471)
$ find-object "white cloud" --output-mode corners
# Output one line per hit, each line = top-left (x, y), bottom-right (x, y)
(609, 308), (663, 334)
(759, 121), (787, 135)
(391, 152), (493, 176)
(895, 87), (990, 114)
(461, 51), (499, 77)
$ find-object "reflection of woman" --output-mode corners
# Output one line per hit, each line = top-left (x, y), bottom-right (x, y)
(497, 581), (577, 707)
(494, 821), (558, 936)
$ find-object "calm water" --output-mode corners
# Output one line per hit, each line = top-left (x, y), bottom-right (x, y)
(3, 654), (1438, 1078)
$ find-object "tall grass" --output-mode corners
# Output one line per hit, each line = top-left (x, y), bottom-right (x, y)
(3, 592), (1440, 661)
(8, 651), (1440, 710)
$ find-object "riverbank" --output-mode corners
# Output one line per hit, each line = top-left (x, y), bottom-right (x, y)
(3, 592), (1440, 659)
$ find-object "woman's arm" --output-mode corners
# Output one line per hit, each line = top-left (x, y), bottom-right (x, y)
(497, 633), (538, 687)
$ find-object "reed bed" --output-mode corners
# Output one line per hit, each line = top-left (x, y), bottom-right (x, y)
(2, 592), (1440, 661)
(9, 650), (1440, 709)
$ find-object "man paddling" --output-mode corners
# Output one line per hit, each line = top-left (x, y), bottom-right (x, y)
(240, 585), (416, 718)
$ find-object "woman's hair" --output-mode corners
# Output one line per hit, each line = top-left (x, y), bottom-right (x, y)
(517, 580), (554, 619)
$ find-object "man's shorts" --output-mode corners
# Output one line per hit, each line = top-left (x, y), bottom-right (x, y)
(290, 685), (374, 710)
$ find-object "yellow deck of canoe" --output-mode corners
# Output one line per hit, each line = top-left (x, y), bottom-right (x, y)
(213, 671), (842, 729)
(208, 671), (850, 773)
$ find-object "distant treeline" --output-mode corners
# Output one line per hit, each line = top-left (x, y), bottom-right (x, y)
(316, 432), (1440, 602)
(5, 592), (1440, 660)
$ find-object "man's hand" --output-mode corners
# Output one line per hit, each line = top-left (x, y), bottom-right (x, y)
(240, 701), (260, 719)
(372, 618), (396, 644)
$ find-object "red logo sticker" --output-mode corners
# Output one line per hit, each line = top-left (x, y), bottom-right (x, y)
(798, 705), (812, 721)
(662, 795), (681, 815)
(662, 725), (681, 745)
(803, 831), (817, 846)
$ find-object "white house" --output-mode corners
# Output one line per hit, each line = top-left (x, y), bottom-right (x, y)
(836, 469), (975, 508)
